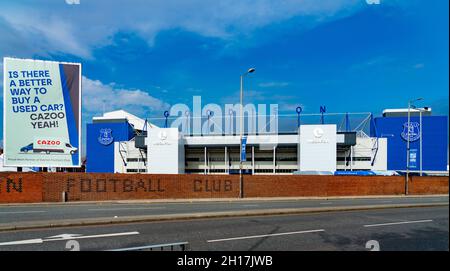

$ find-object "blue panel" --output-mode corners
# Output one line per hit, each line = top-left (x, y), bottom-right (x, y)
(59, 64), (79, 166)
(373, 116), (448, 171)
(86, 122), (135, 173)
(241, 136), (247, 161)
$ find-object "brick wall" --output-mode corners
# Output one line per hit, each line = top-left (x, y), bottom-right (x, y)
(409, 176), (449, 195)
(243, 175), (407, 197)
(42, 173), (239, 202)
(0, 173), (43, 203)
(0, 173), (448, 203)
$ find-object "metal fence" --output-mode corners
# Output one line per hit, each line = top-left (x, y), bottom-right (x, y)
(142, 112), (373, 136)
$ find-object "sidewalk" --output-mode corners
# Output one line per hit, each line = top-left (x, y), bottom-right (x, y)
(0, 194), (448, 207)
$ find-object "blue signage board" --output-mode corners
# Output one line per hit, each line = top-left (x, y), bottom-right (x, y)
(409, 148), (418, 169)
(241, 136), (247, 161)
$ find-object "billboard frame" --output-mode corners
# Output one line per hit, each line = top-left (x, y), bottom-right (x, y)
(2, 57), (82, 168)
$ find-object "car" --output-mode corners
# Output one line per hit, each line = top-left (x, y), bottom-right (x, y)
(20, 143), (33, 153)
(33, 138), (78, 155)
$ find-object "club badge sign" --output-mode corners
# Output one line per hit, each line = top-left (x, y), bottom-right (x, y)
(401, 122), (420, 142)
(2, 58), (82, 167)
(98, 128), (113, 146)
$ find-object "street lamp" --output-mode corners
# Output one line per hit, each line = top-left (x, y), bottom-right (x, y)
(406, 97), (423, 195)
(239, 68), (255, 199)
(413, 106), (429, 176)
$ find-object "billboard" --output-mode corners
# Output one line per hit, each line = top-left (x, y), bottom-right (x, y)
(3, 58), (81, 167)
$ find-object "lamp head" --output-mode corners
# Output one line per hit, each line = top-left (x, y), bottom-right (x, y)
(247, 68), (255, 73)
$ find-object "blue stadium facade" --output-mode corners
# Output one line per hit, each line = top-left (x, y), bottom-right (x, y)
(86, 121), (135, 173)
(371, 115), (448, 172)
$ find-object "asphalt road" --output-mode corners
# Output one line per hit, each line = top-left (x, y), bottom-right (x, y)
(0, 196), (447, 225)
(0, 206), (447, 251)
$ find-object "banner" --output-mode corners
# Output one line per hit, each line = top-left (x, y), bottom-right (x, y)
(3, 58), (81, 167)
(241, 136), (247, 161)
(409, 148), (418, 169)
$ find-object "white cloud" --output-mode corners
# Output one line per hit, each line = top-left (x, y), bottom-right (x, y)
(259, 81), (290, 88)
(0, 0), (362, 58)
(82, 76), (169, 117)
(221, 89), (296, 105)
(277, 103), (306, 112)
(413, 63), (425, 69)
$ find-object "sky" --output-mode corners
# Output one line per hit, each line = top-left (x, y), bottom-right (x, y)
(0, 0), (448, 150)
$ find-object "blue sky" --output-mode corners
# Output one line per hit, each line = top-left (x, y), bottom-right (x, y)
(0, 0), (448, 147)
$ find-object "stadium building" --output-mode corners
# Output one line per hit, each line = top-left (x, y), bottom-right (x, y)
(85, 108), (448, 175)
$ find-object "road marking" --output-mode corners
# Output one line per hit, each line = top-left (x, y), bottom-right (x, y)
(320, 202), (333, 205)
(241, 204), (259, 207)
(107, 241), (189, 251)
(0, 211), (46, 214)
(364, 220), (433, 228)
(88, 207), (166, 211)
(0, 239), (44, 246)
(46, 234), (83, 239)
(0, 231), (140, 247)
(45, 231), (140, 241)
(381, 201), (393, 203)
(207, 229), (325, 243)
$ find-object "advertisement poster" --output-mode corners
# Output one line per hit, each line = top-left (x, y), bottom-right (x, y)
(409, 148), (418, 169)
(3, 58), (81, 167)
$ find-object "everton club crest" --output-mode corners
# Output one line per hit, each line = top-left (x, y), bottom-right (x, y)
(98, 128), (113, 145)
(401, 122), (420, 142)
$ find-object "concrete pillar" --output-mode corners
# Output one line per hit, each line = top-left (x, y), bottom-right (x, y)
(225, 146), (228, 174)
(273, 146), (276, 174)
(204, 146), (207, 175)
(252, 146), (255, 175)
(350, 146), (353, 171)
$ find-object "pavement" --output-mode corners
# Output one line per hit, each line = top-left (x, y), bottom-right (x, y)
(0, 206), (447, 251)
(2, 194), (448, 206)
(0, 195), (447, 231)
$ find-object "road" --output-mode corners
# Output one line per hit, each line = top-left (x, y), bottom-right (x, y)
(0, 205), (447, 251)
(0, 196), (447, 225)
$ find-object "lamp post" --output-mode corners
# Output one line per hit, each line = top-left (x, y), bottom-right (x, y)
(406, 97), (423, 195)
(420, 109), (422, 176)
(239, 68), (255, 199)
(415, 107), (428, 176)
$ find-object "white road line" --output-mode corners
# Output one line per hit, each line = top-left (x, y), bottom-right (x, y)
(88, 207), (166, 211)
(207, 229), (325, 243)
(320, 202), (333, 205)
(0, 211), (46, 214)
(241, 204), (259, 207)
(0, 239), (43, 246)
(44, 231), (140, 242)
(381, 201), (393, 203)
(364, 220), (433, 228)
(0, 231), (140, 247)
